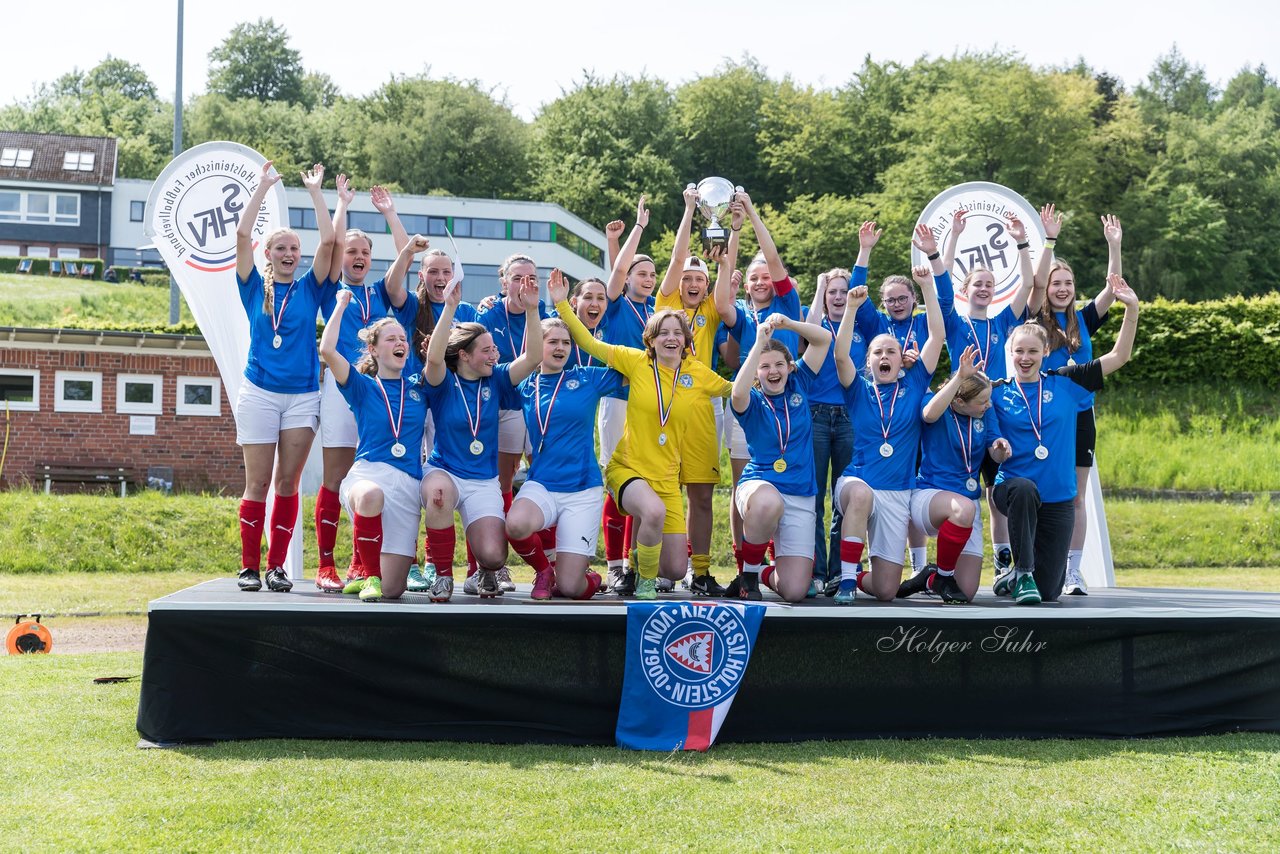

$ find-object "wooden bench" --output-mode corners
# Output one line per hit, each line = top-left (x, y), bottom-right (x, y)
(37, 462), (131, 497)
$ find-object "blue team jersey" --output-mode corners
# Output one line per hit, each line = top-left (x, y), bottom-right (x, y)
(726, 278), (803, 358)
(1043, 309), (1095, 411)
(992, 365), (1101, 502)
(402, 299), (479, 380)
(519, 366), (626, 492)
(712, 323), (731, 372)
(852, 267), (954, 356)
(238, 266), (337, 394)
(945, 304), (1025, 382)
(320, 278), (418, 364)
(602, 293), (656, 349)
(337, 371), (429, 479)
(841, 360), (933, 490)
(916, 393), (1004, 499)
(734, 364), (819, 496)
(422, 363), (522, 480)
(477, 298), (550, 364)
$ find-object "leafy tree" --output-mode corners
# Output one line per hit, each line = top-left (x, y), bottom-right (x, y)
(300, 72), (342, 110)
(1136, 45), (1216, 128)
(207, 18), (306, 105)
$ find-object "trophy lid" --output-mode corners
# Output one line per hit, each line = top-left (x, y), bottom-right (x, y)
(695, 177), (736, 224)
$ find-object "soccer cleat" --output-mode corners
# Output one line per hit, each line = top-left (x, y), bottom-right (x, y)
(833, 579), (857, 605)
(1064, 566), (1088, 596)
(932, 572), (969, 605)
(823, 576), (842, 597)
(994, 546), (1013, 575)
(264, 567), (293, 593)
(607, 565), (626, 591)
(476, 569), (503, 598)
(496, 566), (516, 592)
(689, 573), (726, 597)
(359, 575), (383, 602)
(634, 576), (658, 600)
(315, 565), (344, 593)
(613, 569), (637, 596)
(993, 570), (1016, 597)
(531, 568), (555, 601)
(806, 577), (822, 599)
(721, 576), (741, 599)
(406, 563), (431, 593)
(656, 576), (675, 593)
(1013, 572), (1042, 605)
(345, 558), (364, 584)
(428, 574), (454, 603)
(463, 572), (480, 596)
(237, 568), (262, 592)
(897, 565), (937, 599)
(739, 574), (763, 601)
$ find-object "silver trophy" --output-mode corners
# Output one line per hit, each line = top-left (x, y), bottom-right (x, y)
(692, 177), (739, 253)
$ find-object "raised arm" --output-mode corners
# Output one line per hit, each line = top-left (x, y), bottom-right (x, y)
(808, 273), (830, 324)
(387, 235), (430, 305)
(300, 164), (335, 284)
(604, 219), (625, 271)
(320, 289), (354, 386)
(423, 280), (460, 388)
(606, 196), (649, 301)
(1029, 203), (1062, 313)
(778, 315), (832, 375)
(1093, 214), (1123, 316)
(1005, 214), (1036, 317)
(909, 227), (946, 374)
(372, 185), (409, 254)
(731, 321), (772, 414)
(941, 209), (966, 272)
(235, 161), (282, 281)
(738, 189), (786, 283)
(660, 186), (700, 298)
(712, 209), (744, 321)
(834, 285), (868, 387)
(509, 273), (548, 383)
(922, 344), (979, 423)
(328, 173), (355, 283)
(1098, 275), (1139, 377)
(550, 272), (613, 363)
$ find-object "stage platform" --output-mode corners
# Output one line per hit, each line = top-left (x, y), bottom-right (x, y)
(137, 579), (1280, 746)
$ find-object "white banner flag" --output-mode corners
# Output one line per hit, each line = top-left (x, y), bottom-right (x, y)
(144, 142), (307, 579)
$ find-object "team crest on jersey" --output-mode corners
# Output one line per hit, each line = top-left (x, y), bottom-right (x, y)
(790, 393), (803, 408)
(481, 386), (492, 401)
(409, 389), (421, 402)
(640, 604), (752, 710)
(853, 332), (863, 343)
(594, 329), (604, 340)
(695, 315), (707, 327)
(567, 378), (580, 390)
(973, 420), (985, 433)
(1042, 390), (1053, 403)
(897, 387), (907, 398)
(408, 373), (422, 386)
(679, 374), (693, 388)
(991, 332), (1001, 344)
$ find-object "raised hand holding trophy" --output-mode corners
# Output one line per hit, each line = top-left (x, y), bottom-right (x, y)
(692, 177), (740, 253)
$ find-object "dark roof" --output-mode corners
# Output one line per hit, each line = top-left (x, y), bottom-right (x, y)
(0, 131), (116, 186)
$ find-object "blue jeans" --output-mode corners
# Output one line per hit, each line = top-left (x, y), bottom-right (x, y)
(810, 403), (853, 582)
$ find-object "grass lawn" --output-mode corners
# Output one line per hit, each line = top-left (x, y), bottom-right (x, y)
(0, 271), (195, 330)
(1, 652), (1278, 851)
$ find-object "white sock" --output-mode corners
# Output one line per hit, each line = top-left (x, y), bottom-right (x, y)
(1067, 549), (1083, 576)
(910, 547), (927, 572)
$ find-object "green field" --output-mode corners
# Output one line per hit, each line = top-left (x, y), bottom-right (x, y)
(0, 271), (195, 330)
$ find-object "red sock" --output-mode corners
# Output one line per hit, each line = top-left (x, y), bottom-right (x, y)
(315, 486), (341, 568)
(422, 527), (433, 565)
(734, 545), (744, 573)
(265, 493), (299, 569)
(623, 516), (635, 561)
(936, 520), (973, 572)
(840, 538), (864, 571)
(428, 526), (456, 576)
(238, 499), (265, 570)
(352, 513), (383, 578)
(510, 533), (550, 573)
(767, 540), (776, 562)
(761, 565), (776, 589)
(539, 526), (557, 561)
(577, 570), (602, 600)
(503, 491), (514, 513)
(603, 495), (625, 561)
(466, 541), (478, 578)
(741, 540), (769, 572)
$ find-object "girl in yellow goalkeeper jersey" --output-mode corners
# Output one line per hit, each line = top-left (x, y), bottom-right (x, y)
(550, 274), (731, 600)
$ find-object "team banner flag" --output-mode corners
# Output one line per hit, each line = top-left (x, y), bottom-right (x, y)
(616, 601), (765, 751)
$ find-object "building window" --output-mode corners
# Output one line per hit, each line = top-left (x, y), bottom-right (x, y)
(288, 207), (318, 230)
(0, 191), (79, 226)
(0, 192), (18, 222)
(347, 211), (386, 234)
(0, 370), (39, 412)
(55, 194), (79, 225)
(450, 218), (506, 239)
(25, 246), (50, 258)
(57, 248), (80, 259)
(0, 244), (19, 257)
(130, 200), (144, 222)
(1, 148), (34, 168)
(116, 374), (163, 415)
(176, 376), (221, 416)
(399, 214), (448, 236)
(511, 221), (553, 242)
(63, 151), (96, 171)
(556, 225), (604, 266)
(54, 371), (102, 413)
(26, 193), (50, 223)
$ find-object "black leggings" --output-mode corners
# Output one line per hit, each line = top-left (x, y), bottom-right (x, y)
(992, 477), (1075, 601)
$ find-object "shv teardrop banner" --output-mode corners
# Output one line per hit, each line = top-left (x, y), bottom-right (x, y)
(143, 141), (307, 579)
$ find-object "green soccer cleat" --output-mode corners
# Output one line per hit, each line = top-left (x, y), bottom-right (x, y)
(406, 563), (431, 592)
(359, 575), (383, 602)
(634, 576), (658, 601)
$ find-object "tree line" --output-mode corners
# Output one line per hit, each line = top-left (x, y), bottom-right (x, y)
(4, 18), (1279, 302)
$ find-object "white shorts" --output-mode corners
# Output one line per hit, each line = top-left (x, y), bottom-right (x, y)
(339, 460), (422, 557)
(909, 489), (984, 558)
(514, 481), (604, 557)
(320, 369), (358, 449)
(727, 416), (749, 461)
(499, 408), (531, 456)
(597, 397), (627, 467)
(835, 476), (911, 564)
(234, 378), (319, 445)
(733, 480), (816, 558)
(424, 466), (505, 529)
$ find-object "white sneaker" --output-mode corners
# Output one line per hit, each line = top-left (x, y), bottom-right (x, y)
(1064, 565), (1088, 596)
(496, 566), (516, 592)
(463, 572), (480, 595)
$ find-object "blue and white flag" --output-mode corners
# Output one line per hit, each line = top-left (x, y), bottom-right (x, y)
(616, 601), (765, 751)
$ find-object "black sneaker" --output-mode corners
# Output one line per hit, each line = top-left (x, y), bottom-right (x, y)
(237, 568), (262, 592)
(896, 564), (937, 599)
(932, 572), (969, 605)
(721, 576), (741, 599)
(264, 567), (293, 592)
(689, 573), (726, 597)
(613, 569), (637, 596)
(740, 573), (763, 601)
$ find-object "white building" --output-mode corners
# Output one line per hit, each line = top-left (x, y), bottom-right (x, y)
(109, 178), (607, 303)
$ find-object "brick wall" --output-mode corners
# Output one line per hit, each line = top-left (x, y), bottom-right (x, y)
(0, 346), (242, 492)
